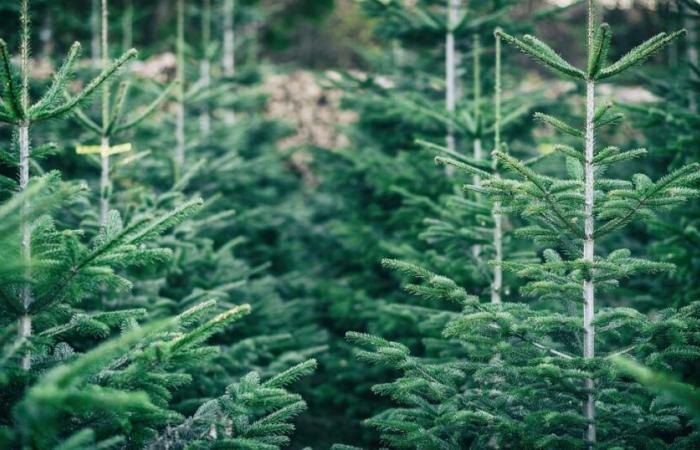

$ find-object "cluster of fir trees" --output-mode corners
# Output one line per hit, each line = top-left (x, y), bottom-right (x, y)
(3, 0), (700, 449)
(0, 0), (323, 448)
(334, 0), (700, 448)
(0, 1), (589, 445)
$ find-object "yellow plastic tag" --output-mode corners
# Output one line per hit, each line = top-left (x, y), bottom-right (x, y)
(76, 143), (133, 155)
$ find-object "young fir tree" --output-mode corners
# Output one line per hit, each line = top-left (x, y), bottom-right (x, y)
(0, 0), (136, 370)
(68, 0), (175, 229)
(344, 1), (700, 447)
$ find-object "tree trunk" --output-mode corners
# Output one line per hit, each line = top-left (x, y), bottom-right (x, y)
(491, 32), (503, 305)
(583, 2), (597, 446)
(100, 0), (111, 229)
(445, 0), (460, 154)
(472, 33), (482, 259)
(222, 0), (236, 124)
(199, 0), (211, 136)
(19, 124), (32, 371)
(100, 137), (110, 227)
(18, 0), (32, 371)
(91, 0), (101, 68)
(175, 0), (186, 170)
(685, 8), (698, 112)
(40, 14), (53, 59)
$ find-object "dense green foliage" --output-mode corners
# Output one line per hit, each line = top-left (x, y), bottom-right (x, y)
(1, 0), (699, 449)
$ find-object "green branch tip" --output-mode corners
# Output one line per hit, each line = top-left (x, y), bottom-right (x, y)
(497, 30), (585, 80)
(598, 29), (686, 80)
(588, 23), (612, 78)
(30, 48), (139, 121)
(179, 300), (218, 319)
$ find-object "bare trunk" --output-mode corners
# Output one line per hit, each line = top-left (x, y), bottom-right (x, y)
(473, 138), (482, 186)
(391, 39), (403, 73)
(471, 137), (482, 259)
(19, 125), (32, 371)
(583, 3), (597, 445)
(175, 0), (186, 170)
(40, 15), (53, 59)
(222, 0), (236, 124)
(18, 0), (32, 371)
(686, 11), (698, 112)
(445, 0), (460, 154)
(491, 209), (503, 304)
(91, 0), (101, 68)
(583, 78), (596, 449)
(249, 22), (260, 66)
(199, 58), (211, 134)
(100, 0), (111, 228)
(471, 33), (482, 258)
(176, 102), (186, 169)
(100, 136), (110, 227)
(491, 32), (503, 305)
(199, 0), (211, 135)
(472, 33), (482, 175)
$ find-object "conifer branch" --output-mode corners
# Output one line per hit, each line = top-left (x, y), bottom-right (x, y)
(29, 42), (82, 116)
(598, 30), (686, 80)
(68, 101), (102, 134)
(493, 150), (583, 237)
(113, 81), (177, 133)
(106, 80), (130, 134)
(435, 156), (491, 180)
(0, 39), (23, 121)
(595, 163), (700, 237)
(613, 357), (700, 420)
(587, 23), (612, 78)
(495, 30), (585, 80)
(534, 112), (584, 138)
(31, 48), (137, 121)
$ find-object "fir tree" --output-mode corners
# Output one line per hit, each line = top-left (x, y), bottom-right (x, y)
(68, 0), (175, 228)
(0, 0), (136, 369)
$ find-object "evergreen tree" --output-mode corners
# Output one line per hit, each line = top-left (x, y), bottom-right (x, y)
(0, 0), (136, 370)
(68, 0), (175, 229)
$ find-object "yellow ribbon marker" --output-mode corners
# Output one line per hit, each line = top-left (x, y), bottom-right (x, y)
(76, 143), (133, 156)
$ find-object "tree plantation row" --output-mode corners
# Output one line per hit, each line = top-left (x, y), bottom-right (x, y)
(0, 0), (699, 449)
